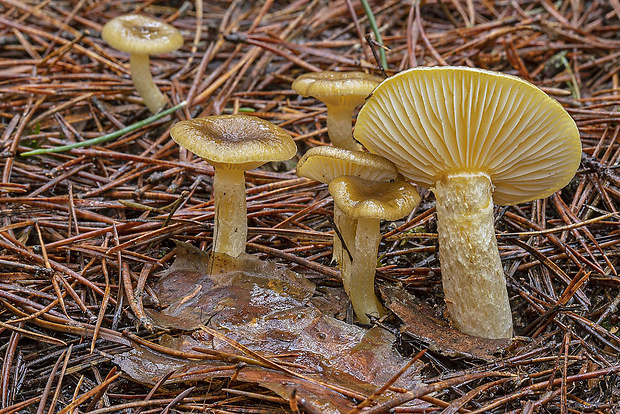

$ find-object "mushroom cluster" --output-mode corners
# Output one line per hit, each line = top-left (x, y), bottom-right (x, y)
(163, 59), (580, 338)
(354, 66), (581, 338)
(296, 146), (418, 323)
(296, 146), (400, 266)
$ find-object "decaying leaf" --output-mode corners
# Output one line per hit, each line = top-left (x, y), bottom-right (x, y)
(381, 284), (511, 361)
(146, 242), (316, 330)
(116, 242), (426, 413)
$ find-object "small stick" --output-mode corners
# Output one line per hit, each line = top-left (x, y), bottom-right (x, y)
(365, 34), (387, 78)
(35, 349), (66, 414)
(46, 344), (72, 414)
(0, 320), (66, 346)
(133, 371), (175, 414)
(160, 386), (195, 414)
(91, 234), (112, 353)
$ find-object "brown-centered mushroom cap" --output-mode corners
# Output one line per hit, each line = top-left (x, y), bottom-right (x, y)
(171, 115), (297, 170)
(292, 71), (383, 108)
(170, 115), (295, 258)
(102, 14), (183, 55)
(296, 146), (400, 184)
(329, 177), (420, 221)
(354, 66), (582, 205)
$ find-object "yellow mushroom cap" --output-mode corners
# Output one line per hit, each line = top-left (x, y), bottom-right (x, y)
(296, 146), (400, 184)
(102, 14), (183, 55)
(292, 71), (383, 108)
(354, 66), (582, 206)
(170, 115), (297, 170)
(329, 176), (420, 221)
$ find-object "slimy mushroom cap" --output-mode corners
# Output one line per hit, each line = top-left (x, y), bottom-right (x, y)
(296, 146), (400, 184)
(329, 177), (420, 221)
(102, 14), (183, 55)
(292, 71), (383, 108)
(171, 115), (297, 170)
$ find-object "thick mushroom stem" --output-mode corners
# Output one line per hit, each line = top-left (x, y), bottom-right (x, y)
(345, 217), (386, 324)
(433, 172), (513, 339)
(212, 167), (247, 257)
(325, 105), (362, 151)
(129, 53), (167, 113)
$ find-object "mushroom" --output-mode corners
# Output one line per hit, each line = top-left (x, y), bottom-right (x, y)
(102, 14), (183, 113)
(354, 66), (581, 338)
(170, 115), (296, 257)
(292, 71), (383, 151)
(295, 146), (400, 297)
(329, 176), (420, 323)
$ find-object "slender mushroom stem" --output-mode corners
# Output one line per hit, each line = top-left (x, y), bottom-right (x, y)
(129, 53), (167, 113)
(332, 204), (357, 268)
(325, 104), (362, 151)
(212, 167), (247, 257)
(433, 172), (513, 339)
(345, 217), (386, 324)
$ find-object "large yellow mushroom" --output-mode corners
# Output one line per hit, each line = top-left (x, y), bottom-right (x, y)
(354, 66), (581, 339)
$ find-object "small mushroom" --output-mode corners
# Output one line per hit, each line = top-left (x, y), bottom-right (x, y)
(170, 115), (296, 257)
(102, 14), (183, 113)
(354, 66), (581, 338)
(329, 176), (420, 324)
(292, 71), (383, 151)
(295, 146), (400, 294)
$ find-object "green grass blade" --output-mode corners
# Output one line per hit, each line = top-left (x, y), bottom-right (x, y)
(360, 0), (387, 69)
(21, 101), (187, 157)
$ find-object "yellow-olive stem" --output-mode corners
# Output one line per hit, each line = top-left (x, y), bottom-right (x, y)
(212, 167), (247, 257)
(129, 53), (167, 113)
(325, 104), (363, 151)
(333, 205), (356, 270)
(345, 217), (386, 324)
(433, 173), (513, 339)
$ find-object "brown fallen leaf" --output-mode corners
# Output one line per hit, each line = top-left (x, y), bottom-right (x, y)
(381, 284), (511, 361)
(147, 242), (316, 330)
(116, 242), (428, 413)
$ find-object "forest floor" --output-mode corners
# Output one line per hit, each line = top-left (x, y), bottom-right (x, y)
(0, 0), (619, 413)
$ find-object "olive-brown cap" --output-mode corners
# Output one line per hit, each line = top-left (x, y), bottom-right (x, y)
(354, 66), (582, 206)
(296, 146), (400, 184)
(329, 176), (420, 221)
(102, 14), (183, 55)
(292, 71), (383, 109)
(170, 115), (297, 170)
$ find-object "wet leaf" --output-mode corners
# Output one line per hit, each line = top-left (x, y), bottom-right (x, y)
(147, 242), (316, 330)
(116, 242), (425, 412)
(381, 284), (511, 361)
